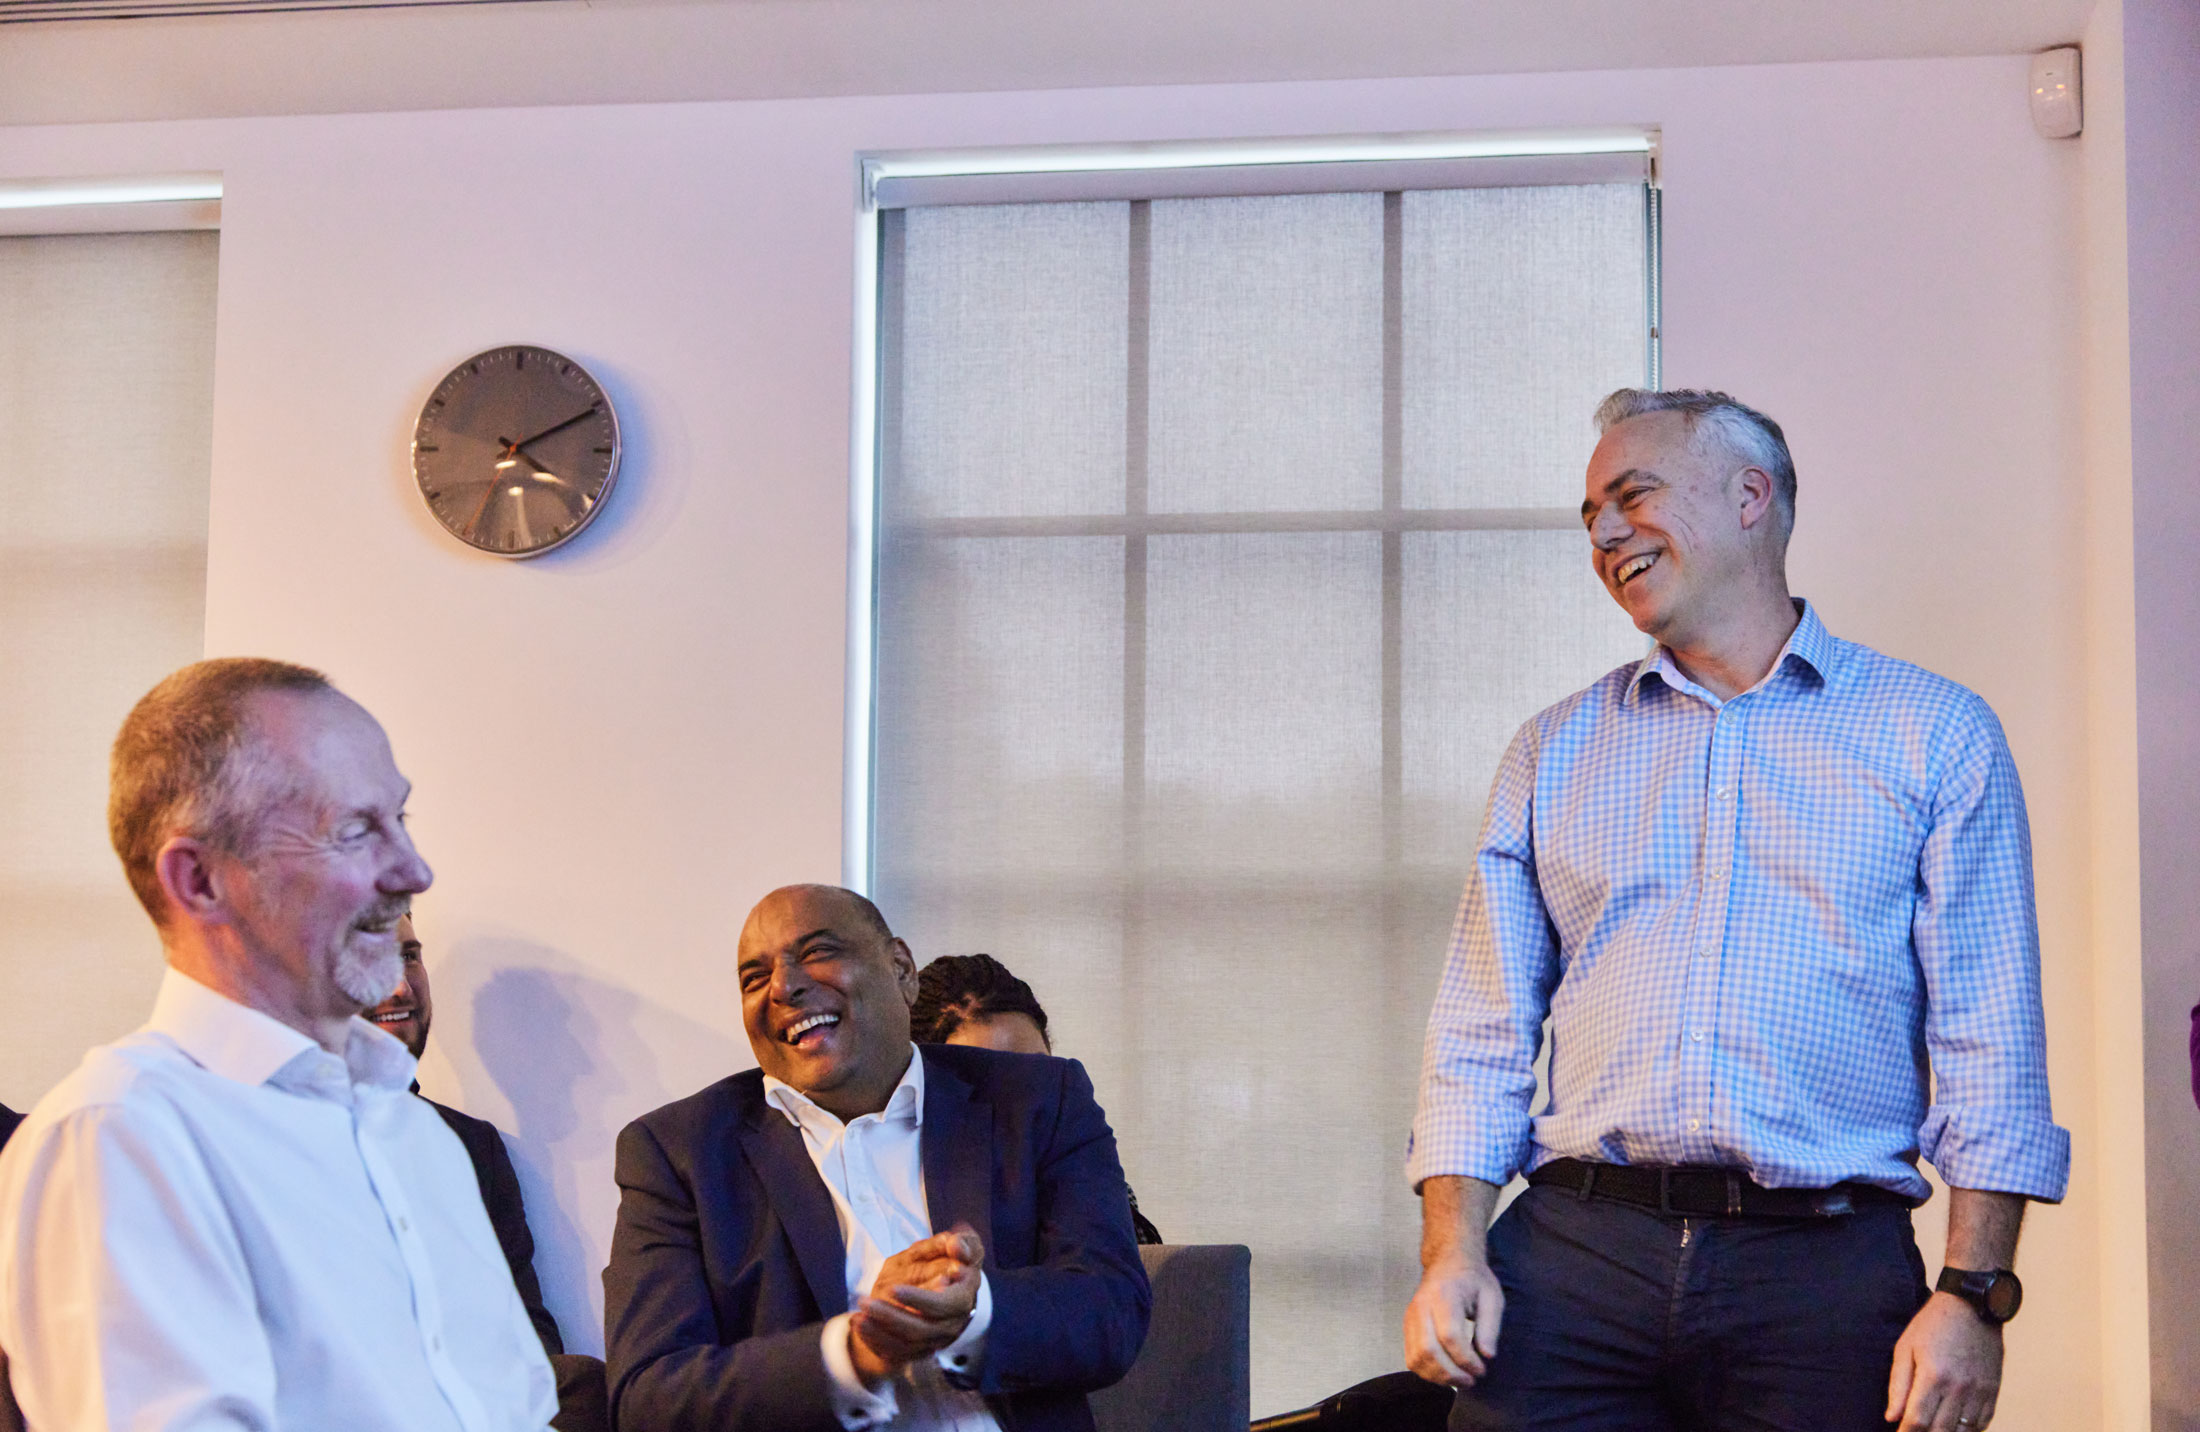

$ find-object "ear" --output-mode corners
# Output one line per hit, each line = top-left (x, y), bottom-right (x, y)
(888, 937), (919, 1005)
(153, 835), (229, 926)
(1733, 465), (1777, 531)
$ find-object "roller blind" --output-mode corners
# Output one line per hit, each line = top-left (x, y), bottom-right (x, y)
(868, 170), (1652, 1415)
(0, 229), (217, 1109)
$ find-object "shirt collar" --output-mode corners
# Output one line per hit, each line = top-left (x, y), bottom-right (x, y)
(763, 1043), (925, 1132)
(148, 966), (418, 1093)
(1626, 598), (1834, 705)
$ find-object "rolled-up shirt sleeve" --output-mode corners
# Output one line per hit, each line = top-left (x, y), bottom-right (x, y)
(1912, 698), (2071, 1202)
(1408, 723), (1563, 1190)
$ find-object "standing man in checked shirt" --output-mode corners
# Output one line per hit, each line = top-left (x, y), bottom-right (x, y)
(1403, 389), (2068, 1432)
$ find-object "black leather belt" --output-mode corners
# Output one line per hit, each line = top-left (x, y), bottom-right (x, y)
(1528, 1158), (1912, 1218)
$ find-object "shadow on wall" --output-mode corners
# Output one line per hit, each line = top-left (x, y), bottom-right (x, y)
(462, 939), (745, 1356)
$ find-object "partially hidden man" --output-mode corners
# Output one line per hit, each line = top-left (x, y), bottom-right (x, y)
(0, 658), (557, 1431)
(603, 884), (1150, 1432)
(1403, 390), (2068, 1432)
(367, 913), (566, 1359)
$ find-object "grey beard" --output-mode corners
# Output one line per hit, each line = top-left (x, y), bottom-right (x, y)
(335, 943), (404, 1008)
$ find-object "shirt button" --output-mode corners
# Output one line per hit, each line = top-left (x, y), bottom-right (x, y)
(1690, 1031), (1705, 1042)
(1697, 945), (1712, 957)
(1686, 1119), (1701, 1131)
(396, 1216), (410, 1232)
(1717, 789), (1732, 801)
(430, 1335), (442, 1352)
(1709, 868), (1726, 881)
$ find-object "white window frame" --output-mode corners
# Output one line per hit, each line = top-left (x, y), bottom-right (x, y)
(843, 128), (1659, 889)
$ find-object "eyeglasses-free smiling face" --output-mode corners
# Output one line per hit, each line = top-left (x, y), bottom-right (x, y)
(1580, 409), (1763, 649)
(363, 914), (432, 1058)
(210, 690), (433, 1028)
(737, 886), (919, 1121)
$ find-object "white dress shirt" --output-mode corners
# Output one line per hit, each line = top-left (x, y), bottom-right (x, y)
(762, 1048), (999, 1432)
(0, 968), (557, 1432)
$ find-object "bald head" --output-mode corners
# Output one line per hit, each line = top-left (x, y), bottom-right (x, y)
(737, 884), (917, 1120)
(741, 884), (893, 947)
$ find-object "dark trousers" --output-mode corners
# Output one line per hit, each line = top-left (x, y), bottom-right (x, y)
(1450, 1185), (1929, 1432)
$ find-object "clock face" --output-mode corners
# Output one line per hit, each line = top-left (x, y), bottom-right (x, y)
(412, 345), (621, 558)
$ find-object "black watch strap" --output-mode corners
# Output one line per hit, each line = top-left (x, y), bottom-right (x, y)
(1936, 1266), (2022, 1324)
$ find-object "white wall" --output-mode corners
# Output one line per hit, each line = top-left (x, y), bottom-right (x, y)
(0, 53), (2112, 1420)
(2074, 1), (2147, 1427)
(2117, 0), (2200, 1425)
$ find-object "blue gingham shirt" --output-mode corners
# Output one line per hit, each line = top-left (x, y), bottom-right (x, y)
(1408, 602), (2070, 1203)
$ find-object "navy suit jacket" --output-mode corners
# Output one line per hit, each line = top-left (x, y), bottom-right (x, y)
(603, 1045), (1150, 1432)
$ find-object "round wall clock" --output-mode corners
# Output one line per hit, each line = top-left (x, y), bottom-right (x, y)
(411, 345), (621, 558)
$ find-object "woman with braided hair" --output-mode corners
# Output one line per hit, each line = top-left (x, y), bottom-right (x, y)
(912, 953), (1163, 1245)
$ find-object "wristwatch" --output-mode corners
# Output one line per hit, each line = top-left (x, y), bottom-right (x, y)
(1936, 1266), (2023, 1324)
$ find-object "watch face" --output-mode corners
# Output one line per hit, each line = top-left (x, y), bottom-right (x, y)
(1983, 1272), (2021, 1321)
(412, 345), (621, 558)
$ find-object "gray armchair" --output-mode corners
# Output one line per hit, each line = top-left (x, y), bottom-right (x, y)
(1090, 1243), (1251, 1432)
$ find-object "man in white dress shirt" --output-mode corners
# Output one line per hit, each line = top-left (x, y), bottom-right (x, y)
(0, 657), (557, 1432)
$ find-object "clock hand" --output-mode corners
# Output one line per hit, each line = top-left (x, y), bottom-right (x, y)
(462, 474), (502, 543)
(500, 405), (600, 457)
(466, 449), (556, 542)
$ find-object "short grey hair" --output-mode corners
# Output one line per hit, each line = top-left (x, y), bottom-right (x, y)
(109, 657), (334, 926)
(1595, 388), (1797, 530)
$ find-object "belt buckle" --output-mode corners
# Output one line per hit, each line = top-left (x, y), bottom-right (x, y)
(1812, 1188), (1855, 1217)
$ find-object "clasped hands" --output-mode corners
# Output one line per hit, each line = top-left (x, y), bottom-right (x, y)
(848, 1225), (985, 1387)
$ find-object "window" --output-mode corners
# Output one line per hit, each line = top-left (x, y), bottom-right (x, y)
(0, 191), (218, 1111)
(856, 134), (1657, 1413)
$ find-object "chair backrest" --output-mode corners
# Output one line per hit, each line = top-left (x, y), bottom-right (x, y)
(1090, 1243), (1251, 1432)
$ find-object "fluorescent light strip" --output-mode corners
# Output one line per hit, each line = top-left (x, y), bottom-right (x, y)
(864, 127), (1653, 191)
(0, 177), (223, 211)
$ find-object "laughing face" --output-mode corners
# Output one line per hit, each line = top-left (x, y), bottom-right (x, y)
(363, 914), (433, 1058)
(1580, 409), (1759, 647)
(737, 885), (918, 1121)
(212, 689), (433, 1029)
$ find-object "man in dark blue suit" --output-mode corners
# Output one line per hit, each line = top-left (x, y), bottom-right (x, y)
(603, 884), (1149, 1432)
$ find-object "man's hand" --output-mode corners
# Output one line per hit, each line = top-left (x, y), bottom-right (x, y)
(1404, 1175), (1505, 1389)
(1404, 1255), (1505, 1388)
(849, 1228), (984, 1385)
(1885, 1293), (2001, 1430)
(1886, 1186), (2025, 1430)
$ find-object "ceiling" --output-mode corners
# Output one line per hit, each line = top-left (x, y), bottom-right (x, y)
(0, 0), (2095, 128)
